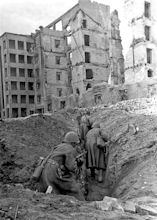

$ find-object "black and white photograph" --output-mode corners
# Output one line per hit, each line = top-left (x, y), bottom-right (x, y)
(0, 0), (157, 219)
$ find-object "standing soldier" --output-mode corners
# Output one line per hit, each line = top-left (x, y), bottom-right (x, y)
(85, 123), (108, 183)
(79, 110), (91, 149)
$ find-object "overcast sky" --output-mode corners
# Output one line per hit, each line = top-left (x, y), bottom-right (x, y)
(0, 0), (131, 56)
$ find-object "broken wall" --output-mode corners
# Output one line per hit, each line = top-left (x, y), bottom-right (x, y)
(39, 28), (71, 110)
(69, 6), (110, 96)
(126, 80), (157, 99)
(110, 10), (124, 85)
(80, 83), (126, 107)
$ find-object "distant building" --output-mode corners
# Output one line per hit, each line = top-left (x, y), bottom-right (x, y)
(0, 32), (44, 118)
(124, 0), (157, 98)
(0, 0), (124, 118)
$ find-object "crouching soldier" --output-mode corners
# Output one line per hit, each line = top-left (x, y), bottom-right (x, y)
(38, 131), (85, 201)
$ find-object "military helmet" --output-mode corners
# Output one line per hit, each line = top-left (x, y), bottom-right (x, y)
(64, 131), (80, 144)
(92, 122), (100, 128)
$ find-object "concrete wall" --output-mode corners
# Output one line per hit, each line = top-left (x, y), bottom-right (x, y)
(126, 80), (157, 99)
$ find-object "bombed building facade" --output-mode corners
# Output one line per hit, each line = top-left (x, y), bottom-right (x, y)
(124, 0), (157, 98)
(0, 0), (124, 118)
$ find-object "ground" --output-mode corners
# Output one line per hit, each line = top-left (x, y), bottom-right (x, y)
(1, 98), (157, 219)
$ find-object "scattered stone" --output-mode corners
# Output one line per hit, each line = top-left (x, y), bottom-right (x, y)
(123, 200), (136, 213)
(93, 196), (124, 212)
(136, 204), (157, 216)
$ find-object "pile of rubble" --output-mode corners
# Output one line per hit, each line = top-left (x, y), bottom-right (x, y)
(109, 96), (157, 115)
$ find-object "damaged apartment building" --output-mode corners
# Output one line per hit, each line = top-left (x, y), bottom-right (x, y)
(0, 0), (124, 118)
(124, 0), (157, 98)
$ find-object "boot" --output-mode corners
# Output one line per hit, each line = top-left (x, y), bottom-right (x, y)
(98, 169), (103, 183)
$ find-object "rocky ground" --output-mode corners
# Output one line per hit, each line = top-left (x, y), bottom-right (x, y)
(1, 98), (157, 219)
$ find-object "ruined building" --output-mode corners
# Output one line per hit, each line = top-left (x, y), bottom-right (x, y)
(0, 0), (124, 118)
(124, 0), (157, 98)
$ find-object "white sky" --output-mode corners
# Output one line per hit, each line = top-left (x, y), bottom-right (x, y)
(0, 0), (131, 56)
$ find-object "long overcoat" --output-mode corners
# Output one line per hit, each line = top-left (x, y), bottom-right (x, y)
(39, 143), (85, 201)
(86, 128), (106, 170)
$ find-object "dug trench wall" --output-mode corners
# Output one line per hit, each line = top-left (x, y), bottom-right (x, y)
(91, 107), (157, 200)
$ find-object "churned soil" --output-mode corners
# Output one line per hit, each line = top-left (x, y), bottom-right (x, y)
(1, 98), (157, 219)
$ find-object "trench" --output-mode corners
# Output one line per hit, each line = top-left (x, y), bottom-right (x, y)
(1, 111), (152, 203)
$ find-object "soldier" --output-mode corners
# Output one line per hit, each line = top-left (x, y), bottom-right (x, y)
(38, 131), (85, 201)
(85, 123), (108, 183)
(79, 110), (91, 149)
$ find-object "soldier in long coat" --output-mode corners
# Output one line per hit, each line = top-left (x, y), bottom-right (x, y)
(85, 123), (107, 182)
(39, 131), (85, 201)
(79, 111), (91, 148)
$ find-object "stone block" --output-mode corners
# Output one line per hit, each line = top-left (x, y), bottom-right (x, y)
(123, 201), (136, 213)
(94, 196), (124, 212)
(136, 204), (157, 216)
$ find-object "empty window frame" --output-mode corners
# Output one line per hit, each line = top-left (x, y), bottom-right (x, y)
(36, 82), (40, 90)
(27, 69), (34, 77)
(6, 95), (9, 104)
(28, 82), (34, 90)
(10, 67), (16, 77)
(37, 95), (41, 104)
(67, 36), (71, 45)
(55, 39), (60, 48)
(12, 108), (18, 118)
(20, 82), (25, 90)
(144, 1), (151, 18)
(21, 108), (27, 117)
(9, 39), (15, 49)
(94, 94), (102, 104)
(82, 19), (87, 28)
(7, 108), (9, 118)
(21, 95), (26, 103)
(60, 101), (65, 109)
(145, 26), (150, 41)
(146, 48), (152, 64)
(86, 83), (92, 90)
(26, 42), (33, 52)
(55, 20), (62, 31)
(4, 54), (7, 63)
(5, 82), (8, 91)
(57, 88), (62, 97)
(56, 72), (61, 81)
(85, 52), (90, 63)
(5, 68), (7, 77)
(18, 41), (24, 50)
(19, 68), (25, 77)
(86, 69), (93, 79)
(148, 69), (153, 77)
(18, 55), (24, 63)
(10, 53), (16, 63)
(3, 40), (6, 49)
(29, 95), (34, 104)
(84, 35), (90, 46)
(56, 56), (61, 65)
(12, 95), (18, 104)
(11, 81), (17, 90)
(27, 56), (33, 64)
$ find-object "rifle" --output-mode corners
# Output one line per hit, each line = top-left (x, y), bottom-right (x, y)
(75, 151), (87, 161)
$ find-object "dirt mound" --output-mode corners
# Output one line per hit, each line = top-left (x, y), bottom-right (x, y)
(90, 106), (157, 200)
(1, 98), (157, 219)
(0, 113), (75, 185)
(0, 184), (148, 220)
